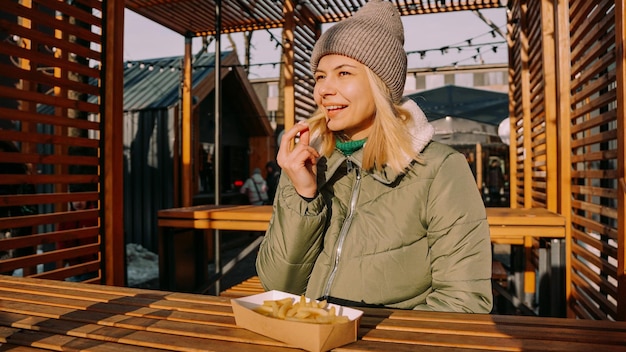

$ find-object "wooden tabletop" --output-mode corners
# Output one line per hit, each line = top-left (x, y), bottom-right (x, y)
(158, 205), (565, 243)
(486, 207), (565, 243)
(485, 207), (565, 227)
(1, 276), (625, 352)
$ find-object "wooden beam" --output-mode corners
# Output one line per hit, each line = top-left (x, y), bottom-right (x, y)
(281, 0), (296, 133)
(554, 0), (573, 318)
(181, 39), (193, 206)
(102, 0), (125, 286)
(540, 0), (558, 212)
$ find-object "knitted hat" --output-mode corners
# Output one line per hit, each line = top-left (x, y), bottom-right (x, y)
(310, 0), (407, 102)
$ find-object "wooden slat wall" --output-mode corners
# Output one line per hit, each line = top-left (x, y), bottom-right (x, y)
(508, 0), (561, 308)
(566, 0), (623, 320)
(509, 0), (626, 320)
(0, 0), (103, 283)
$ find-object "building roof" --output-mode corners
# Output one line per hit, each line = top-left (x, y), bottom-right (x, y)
(406, 85), (509, 126)
(123, 51), (273, 137)
(124, 52), (227, 111)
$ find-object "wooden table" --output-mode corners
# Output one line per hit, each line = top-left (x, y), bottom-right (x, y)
(158, 205), (566, 243)
(157, 205), (270, 293)
(1, 276), (624, 352)
(158, 205), (566, 315)
(158, 205), (272, 232)
(486, 207), (565, 244)
(486, 207), (566, 316)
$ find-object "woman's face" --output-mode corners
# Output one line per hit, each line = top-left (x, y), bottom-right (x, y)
(314, 55), (376, 140)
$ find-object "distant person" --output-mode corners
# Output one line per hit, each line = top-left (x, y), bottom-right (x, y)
(486, 159), (505, 206)
(240, 168), (269, 205)
(256, 0), (492, 313)
(199, 146), (214, 193)
(265, 160), (281, 204)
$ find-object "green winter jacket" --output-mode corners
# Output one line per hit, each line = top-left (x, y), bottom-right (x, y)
(256, 101), (493, 313)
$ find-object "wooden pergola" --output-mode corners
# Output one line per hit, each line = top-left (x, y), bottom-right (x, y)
(0, 0), (624, 320)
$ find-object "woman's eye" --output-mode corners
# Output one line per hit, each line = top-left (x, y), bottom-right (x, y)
(339, 71), (351, 76)
(315, 74), (325, 81)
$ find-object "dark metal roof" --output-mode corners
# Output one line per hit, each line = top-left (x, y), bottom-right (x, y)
(407, 85), (508, 125)
(123, 50), (273, 137)
(125, 0), (504, 37)
(123, 52), (225, 111)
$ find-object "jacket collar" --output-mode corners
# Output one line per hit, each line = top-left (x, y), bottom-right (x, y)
(317, 99), (434, 185)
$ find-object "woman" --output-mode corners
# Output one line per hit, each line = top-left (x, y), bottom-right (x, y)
(256, 0), (492, 313)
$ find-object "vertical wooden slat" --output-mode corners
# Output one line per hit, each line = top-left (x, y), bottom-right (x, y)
(615, 0), (626, 321)
(102, 0), (125, 286)
(507, 2), (520, 207)
(182, 39), (193, 207)
(520, 1), (533, 208)
(282, 0), (296, 133)
(17, 0), (36, 277)
(541, 0), (558, 212)
(554, 0), (573, 318)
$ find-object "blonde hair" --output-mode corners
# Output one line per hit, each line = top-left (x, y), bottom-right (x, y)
(308, 65), (416, 173)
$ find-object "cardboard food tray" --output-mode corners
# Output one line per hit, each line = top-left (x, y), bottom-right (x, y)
(231, 290), (363, 352)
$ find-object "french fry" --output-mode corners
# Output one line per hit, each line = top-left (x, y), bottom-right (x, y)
(252, 295), (350, 324)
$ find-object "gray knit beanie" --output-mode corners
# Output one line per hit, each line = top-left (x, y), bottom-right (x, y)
(310, 0), (407, 103)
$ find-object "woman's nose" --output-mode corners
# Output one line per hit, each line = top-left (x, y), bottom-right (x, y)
(316, 80), (336, 96)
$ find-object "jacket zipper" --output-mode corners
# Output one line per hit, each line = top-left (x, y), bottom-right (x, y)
(321, 160), (361, 298)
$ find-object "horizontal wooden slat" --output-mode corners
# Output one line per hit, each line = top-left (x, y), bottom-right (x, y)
(0, 85), (100, 114)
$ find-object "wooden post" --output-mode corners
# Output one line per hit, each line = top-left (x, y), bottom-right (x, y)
(554, 0), (573, 318)
(282, 0), (296, 133)
(615, 0), (626, 321)
(182, 38), (193, 207)
(102, 0), (126, 286)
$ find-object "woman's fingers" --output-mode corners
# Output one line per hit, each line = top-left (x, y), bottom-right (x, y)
(280, 122), (310, 152)
(277, 122), (319, 165)
(276, 122), (320, 198)
(298, 124), (311, 146)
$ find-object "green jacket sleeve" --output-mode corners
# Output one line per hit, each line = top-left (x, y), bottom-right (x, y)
(414, 152), (493, 313)
(256, 173), (328, 295)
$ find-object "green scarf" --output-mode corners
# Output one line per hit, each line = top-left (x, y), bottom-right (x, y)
(336, 138), (366, 156)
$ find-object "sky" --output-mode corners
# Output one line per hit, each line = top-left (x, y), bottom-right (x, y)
(123, 7), (508, 79)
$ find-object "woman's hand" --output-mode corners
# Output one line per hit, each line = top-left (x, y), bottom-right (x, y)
(277, 122), (320, 198)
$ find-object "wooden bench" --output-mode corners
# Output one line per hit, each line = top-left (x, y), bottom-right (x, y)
(220, 276), (265, 298)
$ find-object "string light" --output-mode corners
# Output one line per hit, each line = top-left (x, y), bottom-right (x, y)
(407, 40), (505, 57)
(124, 60), (285, 72)
(446, 42), (505, 67)
(407, 25), (506, 60)
(124, 24), (507, 75)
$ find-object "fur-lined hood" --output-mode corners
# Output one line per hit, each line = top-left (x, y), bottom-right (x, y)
(315, 98), (434, 185)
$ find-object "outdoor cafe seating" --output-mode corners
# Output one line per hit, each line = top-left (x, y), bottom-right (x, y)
(1, 0), (625, 350)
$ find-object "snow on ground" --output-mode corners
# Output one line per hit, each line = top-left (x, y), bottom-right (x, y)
(11, 238), (258, 291)
(126, 243), (159, 287)
(11, 243), (159, 287)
